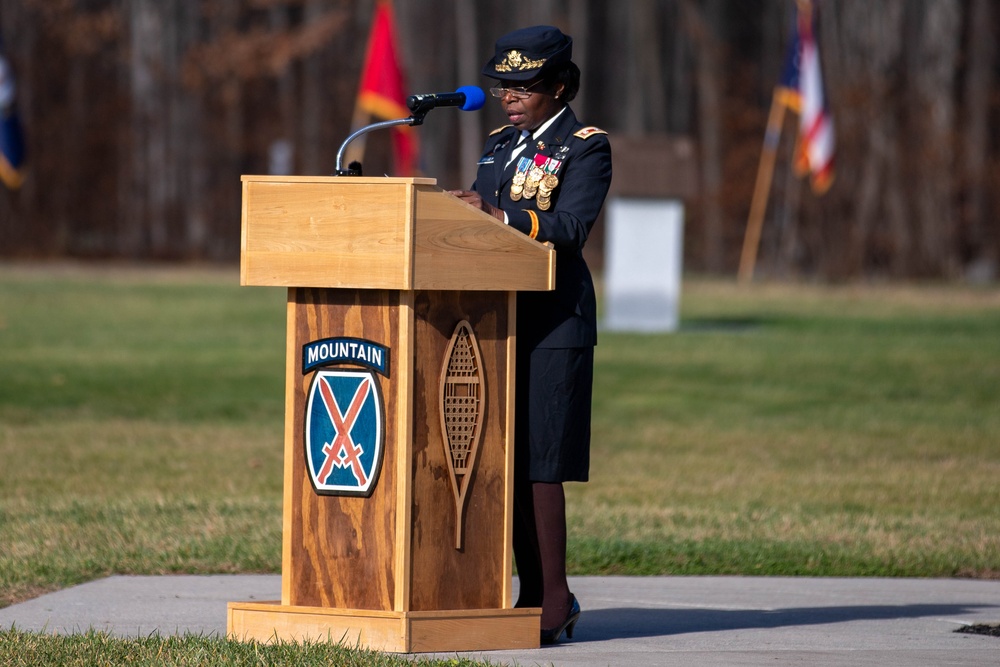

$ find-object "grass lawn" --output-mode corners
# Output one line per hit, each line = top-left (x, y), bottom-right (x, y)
(0, 265), (288, 607)
(0, 628), (490, 666)
(1, 263), (998, 661)
(580, 281), (1000, 578)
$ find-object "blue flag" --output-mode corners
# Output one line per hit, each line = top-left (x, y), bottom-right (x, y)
(0, 41), (25, 190)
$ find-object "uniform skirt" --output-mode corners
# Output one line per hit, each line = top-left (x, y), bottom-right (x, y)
(514, 345), (594, 483)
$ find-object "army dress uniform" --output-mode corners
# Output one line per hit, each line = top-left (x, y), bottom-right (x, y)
(468, 23), (610, 641)
(471, 108), (612, 482)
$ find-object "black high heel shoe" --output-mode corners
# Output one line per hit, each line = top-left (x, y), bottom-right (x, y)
(540, 594), (581, 644)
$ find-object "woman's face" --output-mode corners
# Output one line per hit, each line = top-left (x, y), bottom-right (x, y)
(498, 77), (565, 132)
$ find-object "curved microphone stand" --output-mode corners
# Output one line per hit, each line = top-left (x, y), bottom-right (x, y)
(334, 113), (426, 177)
(334, 86), (484, 176)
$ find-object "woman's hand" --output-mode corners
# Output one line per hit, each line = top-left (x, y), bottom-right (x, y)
(448, 190), (505, 222)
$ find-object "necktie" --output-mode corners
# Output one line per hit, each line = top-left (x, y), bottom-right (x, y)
(506, 131), (531, 168)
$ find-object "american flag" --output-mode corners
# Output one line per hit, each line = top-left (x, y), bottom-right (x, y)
(777, 1), (834, 194)
(0, 39), (25, 190)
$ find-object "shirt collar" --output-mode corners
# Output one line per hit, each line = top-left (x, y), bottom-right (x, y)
(530, 106), (567, 142)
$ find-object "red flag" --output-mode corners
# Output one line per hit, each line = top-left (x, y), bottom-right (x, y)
(355, 1), (417, 175)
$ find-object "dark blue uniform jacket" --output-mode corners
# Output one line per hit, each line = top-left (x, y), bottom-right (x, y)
(471, 107), (612, 349)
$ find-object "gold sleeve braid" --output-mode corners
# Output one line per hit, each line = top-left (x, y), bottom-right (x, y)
(526, 210), (540, 239)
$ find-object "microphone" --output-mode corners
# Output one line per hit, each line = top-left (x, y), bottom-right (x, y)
(335, 86), (485, 175)
(406, 86), (486, 115)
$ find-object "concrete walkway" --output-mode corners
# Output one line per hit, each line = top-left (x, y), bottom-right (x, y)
(2, 575), (998, 666)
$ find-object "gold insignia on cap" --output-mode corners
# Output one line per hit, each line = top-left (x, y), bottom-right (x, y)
(495, 50), (546, 73)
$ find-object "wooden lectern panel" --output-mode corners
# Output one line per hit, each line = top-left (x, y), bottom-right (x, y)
(284, 288), (402, 610)
(242, 179), (420, 289)
(241, 176), (555, 292)
(282, 287), (514, 614)
(410, 186), (556, 291)
(408, 290), (511, 611)
(232, 175), (543, 650)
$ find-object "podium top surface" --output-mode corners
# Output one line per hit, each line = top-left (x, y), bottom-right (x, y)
(241, 174), (439, 186)
(240, 175), (555, 292)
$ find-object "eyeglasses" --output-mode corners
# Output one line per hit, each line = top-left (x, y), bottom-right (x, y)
(489, 80), (545, 100)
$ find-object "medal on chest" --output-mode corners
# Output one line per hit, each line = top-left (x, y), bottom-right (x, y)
(509, 153), (563, 208)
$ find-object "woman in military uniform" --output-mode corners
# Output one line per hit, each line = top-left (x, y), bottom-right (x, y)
(449, 25), (612, 644)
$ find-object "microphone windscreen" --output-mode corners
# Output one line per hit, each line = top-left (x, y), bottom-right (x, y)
(456, 85), (486, 111)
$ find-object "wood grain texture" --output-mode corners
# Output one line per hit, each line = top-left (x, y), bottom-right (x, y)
(241, 177), (543, 648)
(438, 320), (486, 549)
(281, 290), (298, 606)
(285, 287), (401, 610)
(241, 179), (413, 289)
(408, 290), (511, 612)
(227, 601), (540, 652)
(240, 176), (555, 291)
(282, 288), (516, 615)
(410, 185), (556, 291)
(502, 291), (517, 608)
(393, 291), (415, 612)
(228, 601), (405, 650)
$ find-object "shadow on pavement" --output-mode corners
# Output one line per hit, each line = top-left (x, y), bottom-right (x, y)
(574, 602), (1000, 642)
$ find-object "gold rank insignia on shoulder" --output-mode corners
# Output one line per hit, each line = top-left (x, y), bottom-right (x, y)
(489, 124), (513, 137)
(574, 126), (607, 140)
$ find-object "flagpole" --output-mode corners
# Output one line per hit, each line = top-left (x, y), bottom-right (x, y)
(738, 89), (787, 284)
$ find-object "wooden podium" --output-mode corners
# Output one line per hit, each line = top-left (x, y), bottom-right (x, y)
(227, 176), (555, 652)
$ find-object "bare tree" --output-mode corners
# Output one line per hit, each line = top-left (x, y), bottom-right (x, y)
(911, 0), (961, 277)
(682, 0), (725, 273)
(961, 0), (995, 278)
(1, 0), (999, 279)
